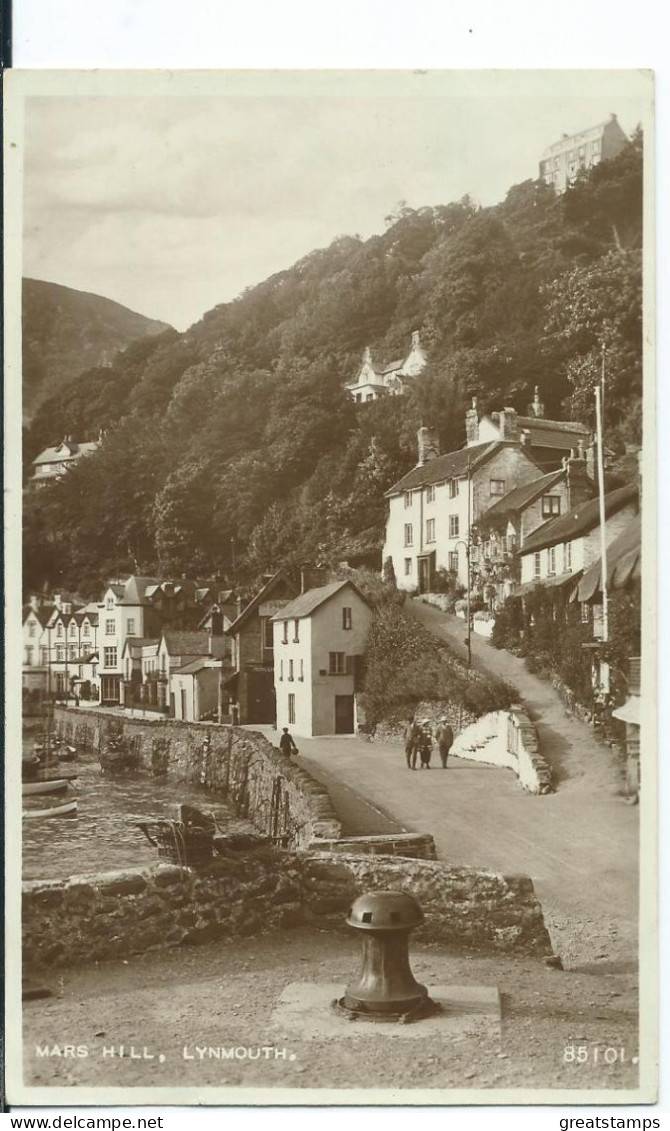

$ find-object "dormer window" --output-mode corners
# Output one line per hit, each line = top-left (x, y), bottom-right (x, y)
(542, 495), (561, 518)
(69, 623), (77, 638)
(56, 623), (64, 639)
(106, 597), (114, 610)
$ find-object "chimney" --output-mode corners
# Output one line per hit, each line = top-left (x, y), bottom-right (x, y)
(301, 566), (327, 594)
(527, 386), (545, 418)
(465, 397), (479, 445)
(417, 426), (440, 466)
(362, 346), (372, 366)
(566, 453), (592, 511)
(209, 611), (223, 637)
(29, 594), (41, 612)
(236, 596), (243, 617)
(411, 330), (421, 351)
(498, 407), (519, 442)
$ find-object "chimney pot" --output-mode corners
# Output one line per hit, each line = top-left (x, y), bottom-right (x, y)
(465, 398), (479, 445)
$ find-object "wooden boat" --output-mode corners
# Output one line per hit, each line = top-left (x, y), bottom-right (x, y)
(23, 779), (70, 797)
(23, 799), (78, 819)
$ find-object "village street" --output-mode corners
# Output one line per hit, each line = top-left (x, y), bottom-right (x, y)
(253, 600), (640, 969)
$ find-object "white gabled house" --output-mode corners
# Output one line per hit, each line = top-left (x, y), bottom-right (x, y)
(345, 331), (427, 403)
(272, 580), (372, 737)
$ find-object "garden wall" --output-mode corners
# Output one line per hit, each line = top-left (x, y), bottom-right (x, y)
(450, 708), (553, 794)
(53, 708), (341, 847)
(22, 844), (554, 970)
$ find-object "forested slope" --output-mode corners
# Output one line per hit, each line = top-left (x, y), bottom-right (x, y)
(23, 132), (643, 598)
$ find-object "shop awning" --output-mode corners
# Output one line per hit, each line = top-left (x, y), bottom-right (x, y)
(574, 516), (641, 603)
(612, 697), (640, 726)
(514, 570), (582, 598)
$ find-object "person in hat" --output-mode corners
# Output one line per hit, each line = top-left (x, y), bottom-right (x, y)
(417, 720), (433, 769)
(403, 714), (420, 770)
(279, 727), (299, 757)
(435, 716), (454, 769)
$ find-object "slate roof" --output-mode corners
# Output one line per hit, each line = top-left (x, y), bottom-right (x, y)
(226, 570), (293, 634)
(119, 576), (164, 605)
(121, 637), (159, 657)
(23, 604), (56, 627)
(173, 657), (217, 675)
(33, 440), (99, 466)
(379, 358), (404, 375)
(161, 632), (211, 656)
(520, 483), (638, 555)
(515, 415), (591, 451)
(484, 470), (566, 519)
(272, 580), (370, 622)
(386, 442), (513, 496)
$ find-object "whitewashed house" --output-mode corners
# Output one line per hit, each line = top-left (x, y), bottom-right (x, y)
(272, 580), (372, 737)
(518, 483), (639, 594)
(345, 331), (427, 402)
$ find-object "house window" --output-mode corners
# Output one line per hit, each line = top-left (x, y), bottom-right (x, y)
(329, 651), (346, 675)
(448, 551), (459, 573)
(542, 495), (561, 517)
(288, 659), (294, 682)
(263, 618), (274, 649)
(534, 553), (541, 579)
(288, 693), (296, 725)
(127, 618), (136, 636)
(490, 479), (505, 496)
(25, 646), (34, 666)
(342, 607), (352, 630)
(279, 660), (284, 681)
(293, 619), (300, 643)
(282, 621), (289, 644)
(82, 623), (90, 638)
(69, 622), (77, 638)
(564, 542), (572, 572)
(40, 647), (48, 665)
(299, 658), (304, 681)
(69, 646), (77, 661)
(403, 491), (412, 508)
(106, 598), (114, 610)
(426, 518), (436, 543)
(56, 647), (65, 662)
(404, 558), (412, 576)
(104, 647), (117, 668)
(105, 619), (115, 636)
(56, 623), (64, 639)
(449, 479), (459, 498)
(404, 524), (413, 547)
(547, 547), (556, 576)
(426, 485), (435, 504)
(581, 603), (590, 624)
(449, 516), (459, 539)
(28, 622), (36, 638)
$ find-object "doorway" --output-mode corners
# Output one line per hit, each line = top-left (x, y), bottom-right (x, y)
(335, 694), (355, 734)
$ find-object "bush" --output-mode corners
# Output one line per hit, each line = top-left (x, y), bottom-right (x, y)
(360, 605), (514, 725)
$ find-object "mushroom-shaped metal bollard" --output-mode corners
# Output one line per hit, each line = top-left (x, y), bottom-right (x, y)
(335, 890), (440, 1023)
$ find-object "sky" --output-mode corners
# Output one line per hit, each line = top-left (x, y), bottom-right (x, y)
(22, 72), (651, 331)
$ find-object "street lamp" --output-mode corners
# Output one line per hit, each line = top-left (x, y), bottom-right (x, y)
(454, 538), (471, 668)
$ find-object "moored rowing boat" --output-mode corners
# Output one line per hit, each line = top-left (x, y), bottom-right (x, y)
(22, 799), (78, 819)
(22, 779), (70, 797)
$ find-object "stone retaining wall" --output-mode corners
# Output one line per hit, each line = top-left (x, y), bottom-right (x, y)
(373, 701), (479, 746)
(451, 708), (553, 794)
(22, 845), (554, 970)
(53, 708), (341, 848)
(308, 832), (437, 860)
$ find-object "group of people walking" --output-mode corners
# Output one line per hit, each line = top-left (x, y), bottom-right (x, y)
(404, 715), (453, 770)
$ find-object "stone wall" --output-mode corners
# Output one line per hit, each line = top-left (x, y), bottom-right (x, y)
(373, 700), (479, 745)
(53, 707), (341, 848)
(450, 708), (553, 794)
(308, 832), (437, 861)
(22, 844), (554, 970)
(301, 854), (554, 956)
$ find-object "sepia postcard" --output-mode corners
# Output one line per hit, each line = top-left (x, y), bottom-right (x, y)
(3, 68), (657, 1107)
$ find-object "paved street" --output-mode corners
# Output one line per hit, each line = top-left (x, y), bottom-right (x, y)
(253, 602), (640, 966)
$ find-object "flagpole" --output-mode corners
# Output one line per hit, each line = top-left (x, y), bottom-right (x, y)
(595, 382), (609, 647)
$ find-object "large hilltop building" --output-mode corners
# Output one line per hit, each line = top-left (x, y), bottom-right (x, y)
(345, 331), (427, 402)
(539, 113), (628, 194)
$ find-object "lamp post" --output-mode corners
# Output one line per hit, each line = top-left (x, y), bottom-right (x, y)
(454, 538), (471, 667)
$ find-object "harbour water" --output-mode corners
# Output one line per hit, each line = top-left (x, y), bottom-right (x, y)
(22, 741), (251, 881)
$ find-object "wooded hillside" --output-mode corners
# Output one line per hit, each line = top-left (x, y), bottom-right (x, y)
(23, 132), (643, 598)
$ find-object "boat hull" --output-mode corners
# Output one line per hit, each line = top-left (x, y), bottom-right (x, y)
(23, 800), (78, 819)
(23, 780), (70, 797)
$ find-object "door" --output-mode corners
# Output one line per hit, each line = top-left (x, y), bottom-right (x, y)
(248, 668), (276, 724)
(335, 694), (354, 734)
(180, 688), (188, 720)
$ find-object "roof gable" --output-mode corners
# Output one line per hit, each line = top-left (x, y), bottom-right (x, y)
(272, 579), (371, 622)
(483, 470), (566, 519)
(520, 483), (638, 554)
(386, 442), (540, 496)
(226, 570), (296, 634)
